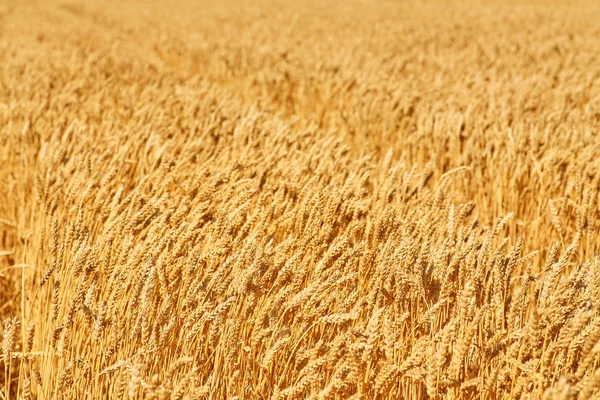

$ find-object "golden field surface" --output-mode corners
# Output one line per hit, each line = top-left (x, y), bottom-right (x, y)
(1, 0), (600, 398)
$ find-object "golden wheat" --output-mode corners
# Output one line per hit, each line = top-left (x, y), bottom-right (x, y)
(1, 0), (600, 399)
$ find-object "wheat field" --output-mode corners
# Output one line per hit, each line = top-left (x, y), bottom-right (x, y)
(1, 0), (600, 398)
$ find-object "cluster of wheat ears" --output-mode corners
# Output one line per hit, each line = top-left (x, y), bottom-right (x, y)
(1, 0), (600, 399)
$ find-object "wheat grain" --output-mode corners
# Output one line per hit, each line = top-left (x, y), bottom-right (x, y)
(2, 1), (600, 398)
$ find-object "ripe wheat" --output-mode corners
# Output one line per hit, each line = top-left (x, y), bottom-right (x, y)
(1, 0), (600, 399)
